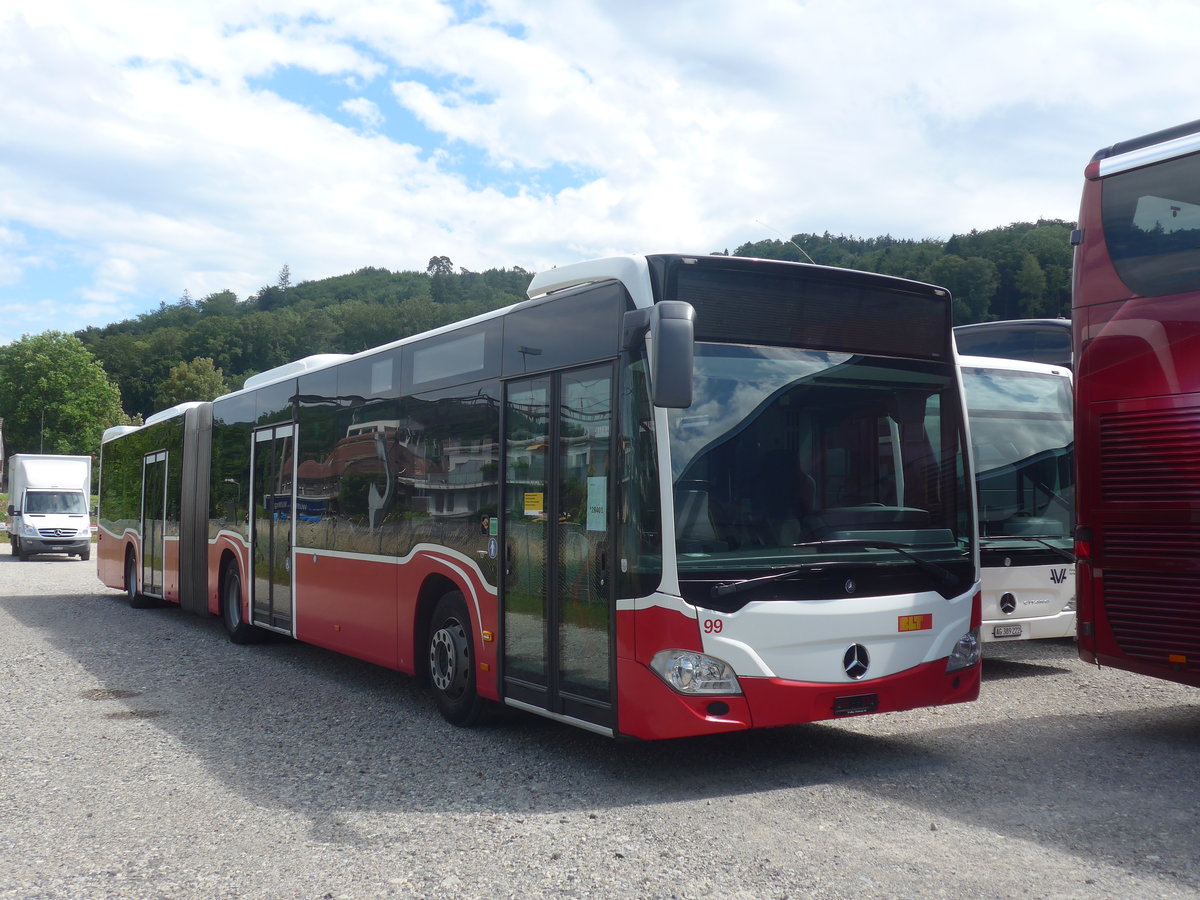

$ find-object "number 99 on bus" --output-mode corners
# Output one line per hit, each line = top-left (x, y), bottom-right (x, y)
(703, 618), (723, 634)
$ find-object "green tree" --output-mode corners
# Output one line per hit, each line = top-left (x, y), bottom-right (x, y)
(927, 254), (999, 324)
(426, 255), (454, 276)
(1014, 252), (1048, 317)
(0, 331), (129, 457)
(155, 357), (229, 409)
(199, 289), (239, 317)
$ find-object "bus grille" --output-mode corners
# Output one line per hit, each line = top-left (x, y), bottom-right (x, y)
(1104, 524), (1200, 561)
(1103, 569), (1200, 672)
(1099, 407), (1200, 503)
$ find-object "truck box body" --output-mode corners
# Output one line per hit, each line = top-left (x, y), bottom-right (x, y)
(6, 454), (93, 560)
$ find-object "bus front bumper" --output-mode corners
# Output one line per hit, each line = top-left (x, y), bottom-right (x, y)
(616, 655), (981, 740)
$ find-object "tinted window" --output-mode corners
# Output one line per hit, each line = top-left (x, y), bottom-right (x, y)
(255, 378), (295, 426)
(651, 256), (952, 362)
(400, 381), (501, 586)
(1101, 151), (1200, 296)
(99, 418), (185, 538)
(954, 323), (1072, 368)
(296, 367), (340, 548)
(502, 282), (624, 375)
(292, 358), (405, 554)
(210, 393), (256, 540)
(404, 321), (501, 392)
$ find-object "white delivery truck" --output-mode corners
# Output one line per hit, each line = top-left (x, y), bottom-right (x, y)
(6, 454), (93, 561)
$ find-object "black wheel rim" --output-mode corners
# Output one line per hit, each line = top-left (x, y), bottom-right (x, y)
(430, 618), (469, 699)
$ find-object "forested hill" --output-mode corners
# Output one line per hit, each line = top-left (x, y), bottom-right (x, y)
(76, 263), (533, 420)
(730, 219), (1073, 326)
(76, 220), (1073, 421)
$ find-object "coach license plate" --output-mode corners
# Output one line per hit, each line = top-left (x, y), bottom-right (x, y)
(993, 624), (1023, 639)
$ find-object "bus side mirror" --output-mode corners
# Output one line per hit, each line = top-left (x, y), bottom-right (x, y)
(649, 301), (695, 409)
(622, 301), (695, 408)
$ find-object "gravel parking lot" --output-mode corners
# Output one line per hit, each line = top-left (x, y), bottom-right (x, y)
(1, 554), (1198, 899)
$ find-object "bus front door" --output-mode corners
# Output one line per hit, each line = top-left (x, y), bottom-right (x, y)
(251, 424), (295, 634)
(502, 365), (615, 732)
(141, 450), (167, 599)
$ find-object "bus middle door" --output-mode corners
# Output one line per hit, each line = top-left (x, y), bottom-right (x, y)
(141, 450), (167, 599)
(251, 424), (295, 634)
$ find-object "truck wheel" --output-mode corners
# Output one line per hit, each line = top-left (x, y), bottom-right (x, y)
(79, 546), (91, 561)
(427, 590), (484, 726)
(17, 538), (30, 562)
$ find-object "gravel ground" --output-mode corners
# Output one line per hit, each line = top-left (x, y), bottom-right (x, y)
(1, 554), (1198, 900)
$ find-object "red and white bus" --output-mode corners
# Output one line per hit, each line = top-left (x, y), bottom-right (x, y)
(99, 253), (982, 739)
(1073, 119), (1200, 688)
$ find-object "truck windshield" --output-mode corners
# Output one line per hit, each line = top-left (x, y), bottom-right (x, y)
(25, 491), (88, 515)
(667, 344), (972, 600)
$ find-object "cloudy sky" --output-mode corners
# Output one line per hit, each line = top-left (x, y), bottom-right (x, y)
(1, 0), (1196, 345)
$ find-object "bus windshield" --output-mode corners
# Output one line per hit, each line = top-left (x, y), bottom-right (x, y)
(667, 343), (972, 592)
(961, 366), (1073, 543)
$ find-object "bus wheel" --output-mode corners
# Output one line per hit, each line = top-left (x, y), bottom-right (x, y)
(427, 590), (483, 726)
(221, 565), (263, 644)
(126, 553), (153, 608)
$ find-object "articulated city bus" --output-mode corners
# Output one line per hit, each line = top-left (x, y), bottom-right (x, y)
(99, 253), (982, 739)
(959, 356), (1075, 643)
(1073, 119), (1200, 688)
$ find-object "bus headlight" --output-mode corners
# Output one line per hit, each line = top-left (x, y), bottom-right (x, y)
(945, 628), (980, 673)
(650, 650), (742, 695)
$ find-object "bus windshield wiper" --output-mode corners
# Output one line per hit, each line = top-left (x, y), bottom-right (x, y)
(710, 539), (960, 599)
(711, 567), (817, 599)
(1032, 537), (1075, 562)
(790, 539), (959, 591)
(981, 535), (1075, 562)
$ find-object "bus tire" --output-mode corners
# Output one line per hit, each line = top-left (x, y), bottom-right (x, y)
(127, 553), (154, 608)
(427, 590), (484, 727)
(221, 565), (264, 644)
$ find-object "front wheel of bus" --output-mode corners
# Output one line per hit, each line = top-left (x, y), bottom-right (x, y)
(222, 566), (264, 645)
(428, 591), (483, 727)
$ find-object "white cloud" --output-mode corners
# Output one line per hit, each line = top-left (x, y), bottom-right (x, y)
(341, 97), (384, 130)
(2, 0), (1200, 342)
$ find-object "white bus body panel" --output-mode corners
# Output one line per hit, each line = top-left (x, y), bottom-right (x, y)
(981, 562), (1075, 642)
(697, 586), (976, 683)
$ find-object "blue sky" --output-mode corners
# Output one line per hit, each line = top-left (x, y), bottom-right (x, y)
(1, 0), (1197, 345)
